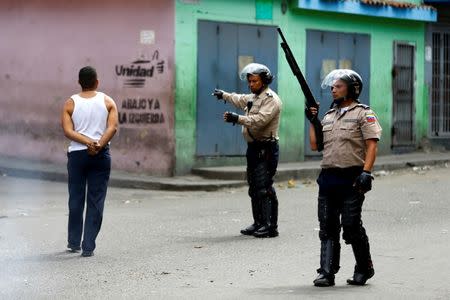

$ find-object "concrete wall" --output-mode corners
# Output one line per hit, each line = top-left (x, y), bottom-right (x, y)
(0, 0), (175, 175)
(175, 0), (428, 174)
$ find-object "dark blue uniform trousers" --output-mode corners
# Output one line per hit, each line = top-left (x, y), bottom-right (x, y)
(317, 167), (367, 244)
(67, 148), (111, 252)
(246, 141), (279, 228)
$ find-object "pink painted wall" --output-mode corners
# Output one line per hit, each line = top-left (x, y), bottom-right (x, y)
(0, 0), (175, 175)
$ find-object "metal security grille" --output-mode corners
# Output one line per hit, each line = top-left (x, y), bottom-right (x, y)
(392, 42), (415, 148)
(431, 32), (450, 136)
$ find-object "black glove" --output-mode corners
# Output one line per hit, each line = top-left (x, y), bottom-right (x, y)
(305, 107), (317, 122)
(354, 171), (374, 194)
(224, 111), (239, 125)
(212, 89), (224, 100)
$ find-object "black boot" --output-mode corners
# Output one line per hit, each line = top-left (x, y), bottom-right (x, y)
(313, 240), (339, 287)
(241, 197), (261, 235)
(270, 192), (279, 231)
(332, 242), (341, 275)
(346, 266), (374, 285)
(347, 238), (374, 285)
(253, 196), (278, 238)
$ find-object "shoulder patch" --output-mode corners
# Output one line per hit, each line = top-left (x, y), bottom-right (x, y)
(357, 104), (370, 109)
(365, 112), (377, 123)
(266, 92), (273, 97)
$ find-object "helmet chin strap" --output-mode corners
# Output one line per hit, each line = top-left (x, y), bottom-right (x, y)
(330, 97), (346, 109)
(254, 84), (267, 96)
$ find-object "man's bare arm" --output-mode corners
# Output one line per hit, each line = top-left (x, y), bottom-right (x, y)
(96, 96), (118, 149)
(363, 139), (378, 172)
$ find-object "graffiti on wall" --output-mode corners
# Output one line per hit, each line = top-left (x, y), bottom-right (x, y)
(115, 50), (164, 88)
(118, 98), (164, 125)
(116, 50), (167, 127)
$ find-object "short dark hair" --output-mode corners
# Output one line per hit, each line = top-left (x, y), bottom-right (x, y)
(78, 66), (97, 90)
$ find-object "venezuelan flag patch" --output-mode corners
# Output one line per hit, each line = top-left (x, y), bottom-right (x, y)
(366, 113), (376, 123)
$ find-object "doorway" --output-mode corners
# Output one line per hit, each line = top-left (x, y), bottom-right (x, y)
(196, 21), (278, 156)
(392, 41), (415, 151)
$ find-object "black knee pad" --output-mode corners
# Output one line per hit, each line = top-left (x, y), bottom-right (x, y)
(318, 196), (340, 241)
(256, 188), (269, 200)
(253, 162), (270, 188)
(342, 226), (366, 244)
(319, 230), (328, 241)
(342, 228), (355, 244)
(318, 196), (328, 223)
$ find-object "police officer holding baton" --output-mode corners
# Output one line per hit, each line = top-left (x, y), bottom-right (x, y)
(307, 69), (382, 286)
(212, 63), (282, 238)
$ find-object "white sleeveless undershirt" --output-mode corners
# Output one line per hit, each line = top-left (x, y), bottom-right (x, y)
(68, 92), (108, 152)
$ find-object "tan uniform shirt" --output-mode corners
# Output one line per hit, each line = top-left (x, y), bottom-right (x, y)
(222, 87), (282, 142)
(321, 101), (382, 169)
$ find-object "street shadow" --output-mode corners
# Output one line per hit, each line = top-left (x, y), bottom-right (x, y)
(179, 234), (252, 245)
(9, 250), (83, 263)
(251, 284), (371, 296)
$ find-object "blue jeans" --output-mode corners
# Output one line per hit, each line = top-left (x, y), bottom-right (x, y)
(67, 148), (111, 252)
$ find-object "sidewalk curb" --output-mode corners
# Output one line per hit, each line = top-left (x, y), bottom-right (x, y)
(108, 177), (247, 191)
(192, 153), (450, 181)
(0, 167), (67, 182)
(1, 152), (449, 191)
(0, 165), (247, 191)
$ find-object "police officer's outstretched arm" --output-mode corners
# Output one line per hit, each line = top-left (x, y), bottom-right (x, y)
(212, 88), (250, 111)
(212, 89), (224, 99)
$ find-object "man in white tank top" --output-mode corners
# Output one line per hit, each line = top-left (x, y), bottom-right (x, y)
(61, 66), (118, 257)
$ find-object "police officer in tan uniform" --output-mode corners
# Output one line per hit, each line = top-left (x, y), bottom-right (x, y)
(307, 69), (382, 286)
(213, 63), (282, 238)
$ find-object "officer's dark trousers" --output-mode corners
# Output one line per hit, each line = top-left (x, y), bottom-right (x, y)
(316, 167), (372, 274)
(67, 148), (111, 252)
(246, 141), (279, 228)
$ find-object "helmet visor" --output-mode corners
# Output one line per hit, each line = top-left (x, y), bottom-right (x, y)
(321, 69), (361, 89)
(239, 63), (271, 81)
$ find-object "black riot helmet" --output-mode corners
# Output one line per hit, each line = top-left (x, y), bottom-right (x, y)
(240, 63), (274, 85)
(321, 69), (363, 100)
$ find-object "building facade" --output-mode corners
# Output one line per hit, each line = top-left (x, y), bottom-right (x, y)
(425, 0), (450, 149)
(175, 0), (437, 174)
(1, 1), (442, 175)
(0, 0), (175, 175)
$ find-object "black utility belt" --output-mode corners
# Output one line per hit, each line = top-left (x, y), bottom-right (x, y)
(321, 166), (363, 177)
(248, 139), (278, 147)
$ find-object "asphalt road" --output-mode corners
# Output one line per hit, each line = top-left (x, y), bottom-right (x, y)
(0, 166), (449, 299)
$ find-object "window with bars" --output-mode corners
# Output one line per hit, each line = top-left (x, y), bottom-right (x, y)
(392, 42), (415, 147)
(431, 32), (450, 136)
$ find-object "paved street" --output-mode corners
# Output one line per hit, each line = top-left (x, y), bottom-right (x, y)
(1, 166), (449, 299)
